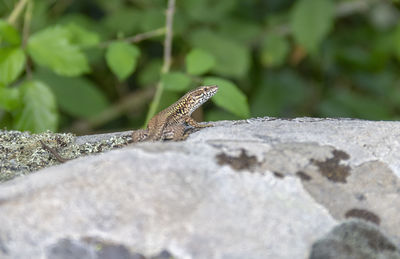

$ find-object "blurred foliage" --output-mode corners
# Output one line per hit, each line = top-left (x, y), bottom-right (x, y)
(0, 0), (400, 134)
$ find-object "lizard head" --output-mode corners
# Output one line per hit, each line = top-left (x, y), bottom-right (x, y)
(174, 85), (218, 116)
(186, 85), (218, 112)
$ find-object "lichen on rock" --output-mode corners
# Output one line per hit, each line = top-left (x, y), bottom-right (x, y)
(0, 130), (132, 182)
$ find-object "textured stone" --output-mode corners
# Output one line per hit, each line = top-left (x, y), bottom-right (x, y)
(1, 117), (400, 258)
(310, 220), (400, 259)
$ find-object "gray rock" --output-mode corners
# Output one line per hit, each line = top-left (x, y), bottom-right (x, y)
(1, 117), (400, 258)
(45, 238), (148, 259)
(46, 239), (94, 259)
(310, 220), (400, 259)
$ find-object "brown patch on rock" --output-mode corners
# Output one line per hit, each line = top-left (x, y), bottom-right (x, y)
(296, 171), (312, 181)
(273, 172), (285, 178)
(216, 149), (259, 171)
(311, 150), (350, 183)
(345, 208), (381, 225)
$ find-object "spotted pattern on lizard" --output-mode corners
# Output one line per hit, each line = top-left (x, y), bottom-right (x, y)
(132, 85), (218, 142)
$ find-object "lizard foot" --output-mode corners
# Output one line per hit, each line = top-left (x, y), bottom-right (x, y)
(132, 129), (149, 142)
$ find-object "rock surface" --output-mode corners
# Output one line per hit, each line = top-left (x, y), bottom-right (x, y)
(310, 220), (400, 259)
(1, 117), (400, 258)
(0, 130), (132, 182)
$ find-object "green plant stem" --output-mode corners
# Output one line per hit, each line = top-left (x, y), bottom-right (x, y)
(22, 0), (33, 46)
(161, 0), (175, 74)
(22, 0), (33, 78)
(144, 0), (175, 127)
(7, 0), (29, 26)
(126, 28), (166, 44)
(99, 28), (166, 48)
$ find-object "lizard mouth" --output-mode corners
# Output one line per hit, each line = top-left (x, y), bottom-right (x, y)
(206, 85), (218, 97)
(189, 85), (219, 113)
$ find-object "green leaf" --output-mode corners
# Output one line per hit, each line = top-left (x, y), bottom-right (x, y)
(0, 87), (21, 110)
(261, 34), (290, 67)
(13, 80), (58, 133)
(186, 48), (216, 76)
(0, 111), (13, 129)
(65, 23), (100, 48)
(203, 77), (249, 118)
(182, 0), (237, 23)
(290, 0), (334, 53)
(58, 14), (106, 38)
(218, 19), (262, 44)
(139, 9), (165, 32)
(27, 26), (90, 76)
(318, 89), (391, 120)
(0, 19), (21, 45)
(251, 70), (309, 117)
(102, 8), (143, 37)
(161, 72), (191, 91)
(157, 90), (180, 113)
(106, 41), (140, 81)
(0, 47), (26, 85)
(34, 69), (109, 118)
(138, 59), (162, 86)
(171, 12), (188, 36)
(392, 24), (400, 61)
(56, 15), (105, 64)
(205, 109), (241, 122)
(189, 29), (250, 78)
(352, 71), (395, 97)
(30, 1), (51, 33)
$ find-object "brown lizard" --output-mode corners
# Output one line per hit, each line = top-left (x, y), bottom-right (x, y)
(41, 85), (218, 162)
(132, 85), (218, 142)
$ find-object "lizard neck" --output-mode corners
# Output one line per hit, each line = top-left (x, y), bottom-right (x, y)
(169, 94), (198, 117)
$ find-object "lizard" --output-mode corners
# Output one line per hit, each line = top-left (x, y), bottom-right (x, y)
(132, 85), (218, 142)
(41, 85), (218, 162)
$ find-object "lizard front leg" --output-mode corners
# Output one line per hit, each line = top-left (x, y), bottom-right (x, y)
(162, 124), (190, 141)
(132, 127), (179, 142)
(185, 116), (213, 128)
(132, 129), (149, 142)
